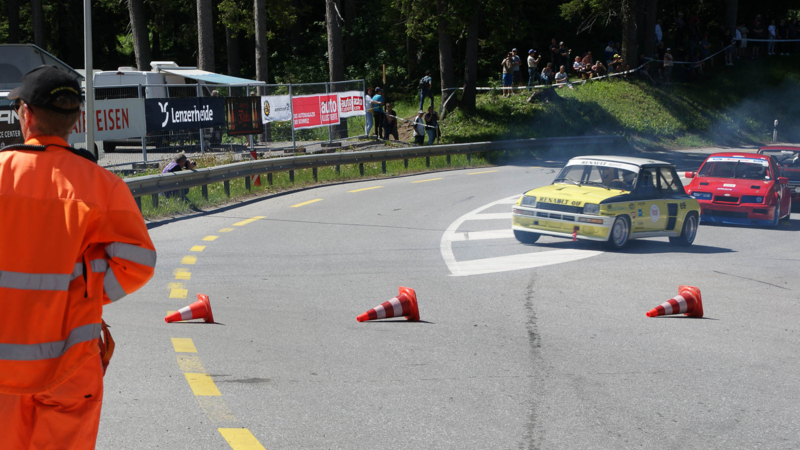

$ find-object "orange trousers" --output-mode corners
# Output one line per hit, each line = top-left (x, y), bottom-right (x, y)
(0, 356), (103, 450)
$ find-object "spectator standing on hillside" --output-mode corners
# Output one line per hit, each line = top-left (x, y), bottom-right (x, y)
(371, 87), (385, 138)
(527, 50), (540, 90)
(767, 19), (777, 55)
(550, 39), (560, 70)
(540, 63), (553, 85)
(413, 110), (425, 145)
(424, 106), (439, 145)
(511, 49), (522, 93)
(655, 22), (663, 45)
(737, 23), (749, 57)
(558, 42), (571, 69)
(778, 19), (789, 56)
(663, 48), (674, 85)
(418, 70), (434, 111)
(554, 65), (568, 84)
(364, 87), (374, 135)
(501, 52), (514, 97)
(383, 104), (399, 141)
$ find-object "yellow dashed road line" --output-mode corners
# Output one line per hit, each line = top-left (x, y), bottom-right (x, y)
(468, 170), (498, 175)
(169, 289), (188, 299)
(218, 429), (267, 450)
(412, 178), (442, 183)
(172, 337), (198, 353)
(185, 373), (222, 396)
(190, 245), (206, 252)
(181, 256), (197, 265)
(349, 186), (384, 193)
(202, 235), (219, 241)
(232, 216), (265, 226)
(174, 269), (191, 280)
(291, 199), (323, 208)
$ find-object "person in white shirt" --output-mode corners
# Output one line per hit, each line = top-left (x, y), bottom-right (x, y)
(767, 19), (777, 55)
(364, 87), (374, 135)
(526, 49), (540, 90)
(413, 110), (426, 145)
(554, 65), (568, 84)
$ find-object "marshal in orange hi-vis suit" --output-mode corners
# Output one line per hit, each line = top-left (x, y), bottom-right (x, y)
(0, 66), (155, 449)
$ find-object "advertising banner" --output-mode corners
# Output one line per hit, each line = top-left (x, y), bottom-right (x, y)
(0, 105), (23, 148)
(69, 98), (147, 143)
(260, 95), (292, 123)
(144, 97), (225, 132)
(225, 97), (262, 136)
(337, 91), (365, 118)
(292, 94), (340, 130)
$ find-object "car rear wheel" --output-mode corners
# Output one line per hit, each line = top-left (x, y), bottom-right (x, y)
(669, 212), (698, 246)
(606, 216), (630, 250)
(514, 229), (540, 244)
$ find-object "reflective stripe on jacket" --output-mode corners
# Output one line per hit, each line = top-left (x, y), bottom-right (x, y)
(0, 135), (156, 394)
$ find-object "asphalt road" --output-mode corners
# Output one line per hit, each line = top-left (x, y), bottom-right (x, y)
(98, 149), (800, 449)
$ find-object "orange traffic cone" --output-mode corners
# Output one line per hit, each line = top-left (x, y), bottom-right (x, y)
(646, 285), (703, 318)
(357, 287), (419, 322)
(165, 294), (215, 323)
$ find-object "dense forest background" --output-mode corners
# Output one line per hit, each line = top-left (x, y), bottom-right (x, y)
(1, 0), (797, 98)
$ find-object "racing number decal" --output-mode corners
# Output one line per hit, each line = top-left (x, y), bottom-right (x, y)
(649, 204), (660, 223)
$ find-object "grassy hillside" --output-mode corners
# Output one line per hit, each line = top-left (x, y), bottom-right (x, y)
(420, 58), (800, 150)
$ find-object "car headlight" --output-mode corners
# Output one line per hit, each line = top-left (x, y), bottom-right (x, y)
(741, 195), (764, 203)
(691, 192), (712, 200)
(520, 195), (536, 207)
(583, 203), (600, 215)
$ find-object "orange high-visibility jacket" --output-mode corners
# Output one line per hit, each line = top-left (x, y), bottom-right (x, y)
(0, 136), (156, 394)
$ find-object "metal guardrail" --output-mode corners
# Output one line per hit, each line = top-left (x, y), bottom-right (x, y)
(124, 135), (627, 203)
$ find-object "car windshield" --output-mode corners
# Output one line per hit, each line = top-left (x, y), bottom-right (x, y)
(760, 150), (800, 180)
(698, 158), (771, 180)
(553, 164), (638, 191)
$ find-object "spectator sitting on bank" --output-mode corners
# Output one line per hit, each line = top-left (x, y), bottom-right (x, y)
(609, 54), (622, 73)
(581, 51), (593, 67)
(413, 110), (426, 145)
(572, 56), (584, 75)
(540, 63), (553, 85)
(554, 65), (569, 84)
(592, 60), (607, 77)
(383, 104), (399, 140)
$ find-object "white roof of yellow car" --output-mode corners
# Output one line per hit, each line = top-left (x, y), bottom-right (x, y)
(570, 155), (672, 167)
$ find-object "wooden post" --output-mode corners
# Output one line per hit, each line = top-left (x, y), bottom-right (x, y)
(313, 167), (318, 182)
(202, 184), (209, 200)
(224, 180), (230, 197)
(381, 161), (386, 174)
(151, 194), (159, 208)
(359, 163), (364, 176)
(289, 170), (294, 183)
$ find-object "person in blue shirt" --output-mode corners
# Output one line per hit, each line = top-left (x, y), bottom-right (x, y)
(371, 88), (385, 138)
(418, 70), (434, 111)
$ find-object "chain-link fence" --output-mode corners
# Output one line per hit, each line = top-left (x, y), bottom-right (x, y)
(90, 79), (367, 172)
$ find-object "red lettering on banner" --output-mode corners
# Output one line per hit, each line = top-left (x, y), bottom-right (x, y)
(115, 109), (121, 130)
(96, 110), (104, 132)
(122, 108), (129, 129)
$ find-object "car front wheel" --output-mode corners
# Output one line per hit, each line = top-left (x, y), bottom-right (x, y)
(669, 212), (698, 246)
(606, 216), (630, 250)
(514, 229), (540, 244)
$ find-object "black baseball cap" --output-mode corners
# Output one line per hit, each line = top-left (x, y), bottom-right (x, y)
(8, 66), (82, 114)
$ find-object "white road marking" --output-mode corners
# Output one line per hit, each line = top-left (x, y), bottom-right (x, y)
(440, 195), (603, 276)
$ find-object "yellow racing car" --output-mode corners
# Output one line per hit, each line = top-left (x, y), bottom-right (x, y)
(512, 156), (701, 249)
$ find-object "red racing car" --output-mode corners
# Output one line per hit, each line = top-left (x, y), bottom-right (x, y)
(684, 152), (792, 226)
(757, 145), (800, 208)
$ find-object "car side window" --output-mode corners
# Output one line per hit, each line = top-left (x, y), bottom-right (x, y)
(636, 168), (658, 197)
(658, 167), (682, 194)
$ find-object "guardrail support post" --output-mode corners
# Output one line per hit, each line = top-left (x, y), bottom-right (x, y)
(245, 175), (251, 191)
(381, 161), (386, 174)
(359, 163), (364, 176)
(404, 159), (408, 169)
(289, 170), (295, 183)
(202, 184), (208, 200)
(505, 150), (510, 162)
(467, 153), (471, 165)
(335, 165), (340, 175)
(151, 194), (159, 208)
(313, 167), (318, 181)
(426, 157), (430, 167)
(224, 180), (230, 197)
(267, 173), (273, 186)
(446, 155), (451, 166)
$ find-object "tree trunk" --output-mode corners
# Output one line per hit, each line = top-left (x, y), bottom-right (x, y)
(645, 0), (657, 58)
(152, 28), (161, 61)
(621, 0), (639, 69)
(724, 0), (738, 34)
(343, 0), (356, 64)
(254, 0), (269, 140)
(226, 27), (241, 76)
(128, 0), (151, 71)
(7, 0), (20, 43)
(326, 0), (347, 139)
(460, 1), (481, 112)
(31, 0), (45, 48)
(436, 0), (457, 116)
(196, 0), (215, 71)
